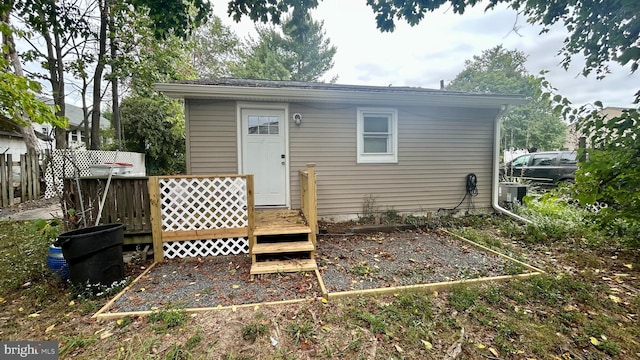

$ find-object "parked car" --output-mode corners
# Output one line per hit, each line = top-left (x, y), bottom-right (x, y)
(500, 151), (578, 186)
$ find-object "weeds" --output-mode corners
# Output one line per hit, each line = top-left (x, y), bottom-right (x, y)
(287, 320), (316, 345)
(59, 335), (97, 356)
(148, 308), (188, 333)
(349, 261), (378, 277)
(165, 344), (191, 360)
(242, 323), (268, 342)
(358, 194), (378, 222)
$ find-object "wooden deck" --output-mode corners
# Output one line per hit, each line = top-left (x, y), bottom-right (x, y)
(251, 209), (317, 274)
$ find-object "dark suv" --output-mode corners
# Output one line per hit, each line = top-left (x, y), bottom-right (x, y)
(500, 151), (578, 186)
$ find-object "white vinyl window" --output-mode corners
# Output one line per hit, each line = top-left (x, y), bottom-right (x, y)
(357, 108), (398, 163)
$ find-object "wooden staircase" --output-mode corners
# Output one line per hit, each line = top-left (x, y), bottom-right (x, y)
(250, 209), (317, 275)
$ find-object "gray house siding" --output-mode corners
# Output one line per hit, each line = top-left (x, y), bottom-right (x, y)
(185, 99), (498, 218)
(289, 103), (497, 219)
(186, 99), (238, 174)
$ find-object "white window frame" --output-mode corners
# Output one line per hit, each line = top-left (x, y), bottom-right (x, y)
(356, 107), (398, 164)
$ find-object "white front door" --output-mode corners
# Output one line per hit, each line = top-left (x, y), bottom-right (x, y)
(241, 108), (287, 206)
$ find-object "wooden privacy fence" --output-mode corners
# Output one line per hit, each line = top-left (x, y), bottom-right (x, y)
(0, 151), (41, 207)
(149, 175), (255, 262)
(63, 177), (152, 235)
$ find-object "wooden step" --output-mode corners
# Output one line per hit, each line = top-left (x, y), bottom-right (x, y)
(252, 241), (315, 255)
(250, 259), (318, 275)
(254, 224), (311, 236)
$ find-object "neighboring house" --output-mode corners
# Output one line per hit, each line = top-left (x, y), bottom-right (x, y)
(156, 78), (525, 220)
(0, 97), (110, 157)
(0, 115), (52, 158)
(37, 97), (110, 150)
(564, 107), (628, 150)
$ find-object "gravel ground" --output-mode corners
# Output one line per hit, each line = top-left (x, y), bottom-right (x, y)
(317, 229), (514, 293)
(108, 255), (322, 313)
(106, 229), (524, 313)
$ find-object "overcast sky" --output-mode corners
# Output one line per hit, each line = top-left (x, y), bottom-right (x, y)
(212, 0), (637, 108)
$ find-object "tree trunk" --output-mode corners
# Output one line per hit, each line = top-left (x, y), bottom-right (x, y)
(37, 0), (67, 149)
(109, 7), (121, 146)
(91, 0), (109, 150)
(2, 9), (40, 154)
(53, 27), (67, 149)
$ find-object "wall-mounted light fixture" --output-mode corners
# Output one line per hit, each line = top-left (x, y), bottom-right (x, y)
(293, 113), (303, 126)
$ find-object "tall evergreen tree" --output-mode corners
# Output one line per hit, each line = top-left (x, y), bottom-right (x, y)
(232, 12), (336, 82)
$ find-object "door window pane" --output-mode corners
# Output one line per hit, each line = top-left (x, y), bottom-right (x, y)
(248, 115), (279, 134)
(248, 116), (260, 134)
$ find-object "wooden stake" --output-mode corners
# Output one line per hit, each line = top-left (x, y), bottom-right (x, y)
(148, 177), (163, 263)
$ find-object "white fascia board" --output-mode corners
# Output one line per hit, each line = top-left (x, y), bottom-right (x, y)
(155, 83), (528, 109)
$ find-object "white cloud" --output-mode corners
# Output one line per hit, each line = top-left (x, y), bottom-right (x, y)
(213, 0), (637, 107)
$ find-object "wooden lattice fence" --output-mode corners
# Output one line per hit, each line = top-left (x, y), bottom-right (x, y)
(149, 175), (255, 262)
(44, 150), (145, 199)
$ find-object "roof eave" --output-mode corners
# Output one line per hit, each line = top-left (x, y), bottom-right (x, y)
(155, 83), (527, 108)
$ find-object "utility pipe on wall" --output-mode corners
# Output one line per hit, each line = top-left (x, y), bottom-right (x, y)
(492, 105), (533, 224)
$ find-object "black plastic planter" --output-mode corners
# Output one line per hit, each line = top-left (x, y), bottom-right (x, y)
(56, 224), (125, 287)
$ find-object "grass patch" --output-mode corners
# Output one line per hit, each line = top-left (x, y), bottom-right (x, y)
(0, 221), (54, 294)
(242, 323), (268, 342)
(447, 285), (479, 311)
(148, 308), (188, 333)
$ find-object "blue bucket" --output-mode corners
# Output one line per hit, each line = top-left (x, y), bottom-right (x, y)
(47, 245), (69, 280)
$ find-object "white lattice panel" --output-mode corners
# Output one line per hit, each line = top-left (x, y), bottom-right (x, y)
(44, 150), (145, 198)
(159, 177), (248, 231)
(163, 238), (249, 258)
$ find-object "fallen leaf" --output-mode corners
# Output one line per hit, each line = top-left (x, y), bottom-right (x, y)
(590, 337), (601, 346)
(45, 324), (56, 333)
(253, 305), (260, 311)
(116, 319), (123, 326)
(321, 326), (331, 332)
(421, 340), (433, 350)
(232, 284), (240, 289)
(608, 294), (621, 303)
(68, 300), (75, 306)
(27, 313), (40, 318)
(624, 263), (633, 269)
(394, 344), (404, 353)
(0, 297), (5, 303)
(18, 307), (23, 312)
(140, 288), (146, 292)
(476, 343), (486, 349)
(489, 347), (499, 357)
(321, 298), (328, 304)
(563, 305), (577, 312)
